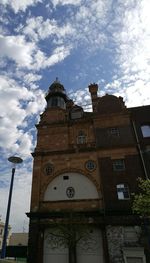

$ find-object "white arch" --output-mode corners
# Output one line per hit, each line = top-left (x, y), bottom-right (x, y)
(44, 172), (99, 201)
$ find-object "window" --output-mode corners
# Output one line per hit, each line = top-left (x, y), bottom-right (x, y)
(110, 127), (120, 136)
(85, 160), (96, 171)
(71, 106), (83, 119)
(141, 125), (150, 138)
(77, 131), (86, 144)
(116, 184), (130, 200)
(48, 96), (66, 109)
(113, 159), (125, 171)
(63, 175), (69, 180)
(145, 145), (150, 154)
(51, 97), (58, 107)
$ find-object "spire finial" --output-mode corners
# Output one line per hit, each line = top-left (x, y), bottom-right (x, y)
(55, 77), (59, 83)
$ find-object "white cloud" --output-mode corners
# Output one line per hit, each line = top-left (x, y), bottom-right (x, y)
(0, 34), (71, 70)
(117, 79), (150, 107)
(0, 74), (44, 233)
(112, 0), (150, 75)
(31, 45), (71, 70)
(103, 76), (150, 107)
(24, 73), (42, 85)
(69, 0), (111, 50)
(70, 88), (92, 111)
(0, 0), (41, 13)
(0, 35), (35, 68)
(18, 132), (34, 155)
(51, 0), (81, 7)
(22, 16), (75, 42)
(21, 1), (111, 52)
(45, 46), (71, 66)
(0, 75), (45, 157)
(101, 0), (150, 107)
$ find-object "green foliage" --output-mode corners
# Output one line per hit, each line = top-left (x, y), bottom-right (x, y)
(132, 178), (150, 217)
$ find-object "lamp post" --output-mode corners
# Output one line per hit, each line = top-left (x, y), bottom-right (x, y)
(0, 156), (23, 259)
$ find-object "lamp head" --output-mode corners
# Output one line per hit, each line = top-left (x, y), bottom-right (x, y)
(8, 156), (23, 164)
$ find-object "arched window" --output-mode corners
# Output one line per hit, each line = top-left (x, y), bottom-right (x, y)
(77, 131), (86, 144)
(116, 184), (130, 200)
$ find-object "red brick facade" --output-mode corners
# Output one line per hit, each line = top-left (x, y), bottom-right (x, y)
(27, 80), (150, 263)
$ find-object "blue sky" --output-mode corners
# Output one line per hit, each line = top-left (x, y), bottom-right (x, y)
(0, 0), (150, 232)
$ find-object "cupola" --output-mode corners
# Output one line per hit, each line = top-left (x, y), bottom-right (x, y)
(45, 78), (68, 109)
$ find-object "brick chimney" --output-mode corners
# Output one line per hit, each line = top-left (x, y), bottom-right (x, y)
(88, 83), (98, 112)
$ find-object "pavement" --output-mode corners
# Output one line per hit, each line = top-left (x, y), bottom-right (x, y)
(0, 260), (24, 263)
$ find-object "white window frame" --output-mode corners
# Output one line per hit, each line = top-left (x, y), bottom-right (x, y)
(116, 184), (130, 200)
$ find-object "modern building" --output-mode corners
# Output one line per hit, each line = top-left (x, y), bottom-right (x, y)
(9, 233), (28, 247)
(27, 79), (150, 263)
(5, 232), (28, 261)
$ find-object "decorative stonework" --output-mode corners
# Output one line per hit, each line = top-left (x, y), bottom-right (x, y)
(66, 187), (75, 198)
(44, 163), (54, 176)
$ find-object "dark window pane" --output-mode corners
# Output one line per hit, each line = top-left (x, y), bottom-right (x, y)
(113, 159), (125, 171)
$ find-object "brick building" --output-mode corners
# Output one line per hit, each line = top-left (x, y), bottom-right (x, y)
(27, 79), (150, 263)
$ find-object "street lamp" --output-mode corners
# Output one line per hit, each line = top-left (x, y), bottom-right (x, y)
(0, 156), (23, 259)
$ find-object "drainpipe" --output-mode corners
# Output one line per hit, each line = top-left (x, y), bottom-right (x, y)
(132, 120), (148, 179)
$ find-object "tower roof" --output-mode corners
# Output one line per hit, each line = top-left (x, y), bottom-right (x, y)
(45, 78), (68, 103)
(48, 77), (66, 94)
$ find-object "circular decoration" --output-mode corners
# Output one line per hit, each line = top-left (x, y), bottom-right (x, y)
(44, 163), (54, 176)
(85, 160), (96, 172)
(66, 187), (75, 198)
